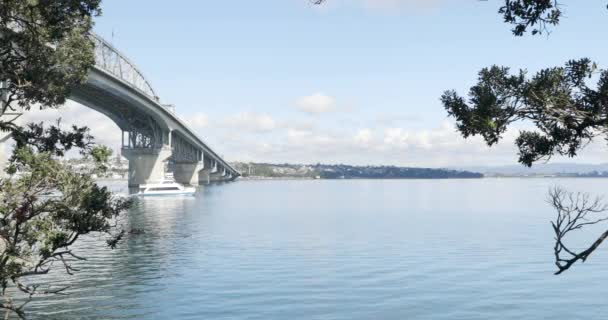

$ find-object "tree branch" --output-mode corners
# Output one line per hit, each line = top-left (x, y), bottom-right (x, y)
(549, 186), (608, 274)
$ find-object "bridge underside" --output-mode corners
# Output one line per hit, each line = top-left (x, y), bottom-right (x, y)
(70, 67), (239, 187)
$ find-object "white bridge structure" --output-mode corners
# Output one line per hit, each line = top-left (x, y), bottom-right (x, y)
(70, 35), (239, 186)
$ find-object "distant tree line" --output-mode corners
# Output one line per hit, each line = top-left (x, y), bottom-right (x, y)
(233, 162), (483, 179)
(315, 164), (482, 179)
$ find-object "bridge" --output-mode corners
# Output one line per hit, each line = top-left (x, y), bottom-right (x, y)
(68, 34), (240, 187)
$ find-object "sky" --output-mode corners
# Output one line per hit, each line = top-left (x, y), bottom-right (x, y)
(12, 0), (608, 167)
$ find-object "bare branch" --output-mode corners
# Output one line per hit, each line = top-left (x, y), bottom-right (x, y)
(549, 186), (608, 274)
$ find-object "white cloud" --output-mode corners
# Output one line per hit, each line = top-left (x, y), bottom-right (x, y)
(7, 100), (606, 168)
(383, 124), (450, 150)
(354, 128), (373, 145)
(185, 113), (209, 129)
(244, 120), (525, 167)
(287, 128), (313, 141)
(383, 127), (408, 147)
(223, 112), (277, 133)
(295, 93), (337, 114)
(287, 128), (334, 147)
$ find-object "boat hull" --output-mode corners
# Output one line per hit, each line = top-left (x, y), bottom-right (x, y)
(135, 190), (196, 197)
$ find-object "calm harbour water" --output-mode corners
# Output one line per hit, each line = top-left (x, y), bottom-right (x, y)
(24, 179), (608, 319)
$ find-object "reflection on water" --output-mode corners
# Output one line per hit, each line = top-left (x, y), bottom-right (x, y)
(23, 179), (608, 319)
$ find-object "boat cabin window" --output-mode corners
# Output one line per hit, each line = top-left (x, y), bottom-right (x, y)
(148, 187), (181, 191)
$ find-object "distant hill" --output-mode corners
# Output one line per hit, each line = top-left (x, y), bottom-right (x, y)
(452, 163), (608, 177)
(232, 162), (483, 179)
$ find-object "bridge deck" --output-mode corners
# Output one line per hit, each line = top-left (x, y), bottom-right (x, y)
(87, 34), (239, 178)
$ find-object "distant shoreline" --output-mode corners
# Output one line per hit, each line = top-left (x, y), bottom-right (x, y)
(240, 175), (608, 180)
(94, 176), (608, 183)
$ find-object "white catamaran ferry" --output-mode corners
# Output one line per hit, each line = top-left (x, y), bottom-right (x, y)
(136, 173), (196, 196)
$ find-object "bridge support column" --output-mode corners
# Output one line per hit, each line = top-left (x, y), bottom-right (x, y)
(198, 169), (211, 185)
(209, 167), (232, 182)
(122, 147), (172, 187)
(174, 162), (205, 186)
(209, 172), (224, 182)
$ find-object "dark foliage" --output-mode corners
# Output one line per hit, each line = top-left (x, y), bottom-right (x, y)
(1, 147), (132, 318)
(316, 164), (482, 179)
(11, 122), (93, 157)
(0, 0), (101, 132)
(442, 59), (608, 167)
(549, 187), (608, 274)
(0, 1), (136, 318)
(500, 0), (562, 35)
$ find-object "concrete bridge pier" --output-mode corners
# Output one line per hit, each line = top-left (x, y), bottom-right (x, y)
(173, 162), (205, 186)
(198, 169), (211, 185)
(122, 147), (172, 187)
(206, 160), (219, 182)
(209, 167), (233, 182)
(209, 172), (223, 182)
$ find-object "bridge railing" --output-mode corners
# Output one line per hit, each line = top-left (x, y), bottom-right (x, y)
(91, 34), (159, 101)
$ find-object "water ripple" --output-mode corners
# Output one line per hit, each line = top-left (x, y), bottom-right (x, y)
(19, 179), (608, 319)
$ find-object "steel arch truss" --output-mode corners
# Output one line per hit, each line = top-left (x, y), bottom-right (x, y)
(122, 113), (167, 149)
(91, 34), (159, 100)
(171, 132), (202, 163)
